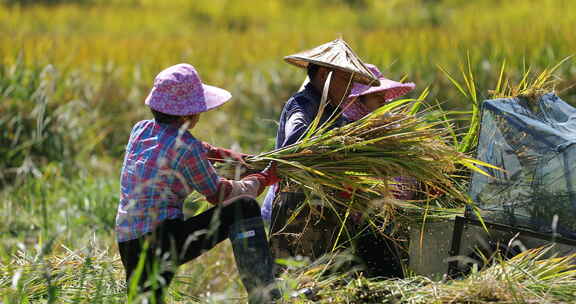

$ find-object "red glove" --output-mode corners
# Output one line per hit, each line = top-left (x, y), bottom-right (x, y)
(336, 185), (354, 200)
(244, 162), (281, 187)
(202, 142), (250, 165)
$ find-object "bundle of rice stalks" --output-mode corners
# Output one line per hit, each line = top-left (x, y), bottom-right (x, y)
(246, 97), (491, 223)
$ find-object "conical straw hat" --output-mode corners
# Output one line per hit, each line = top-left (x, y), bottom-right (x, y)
(284, 38), (380, 86)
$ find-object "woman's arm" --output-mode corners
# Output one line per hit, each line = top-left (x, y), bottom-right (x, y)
(282, 111), (310, 148)
(201, 142), (248, 164)
(205, 167), (278, 205)
(182, 143), (278, 205)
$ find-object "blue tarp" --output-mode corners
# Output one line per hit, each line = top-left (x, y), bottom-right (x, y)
(468, 93), (576, 239)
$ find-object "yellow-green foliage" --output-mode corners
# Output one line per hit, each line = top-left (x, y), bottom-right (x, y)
(2, 0), (575, 154)
(1, 0), (575, 154)
(2, 0), (575, 81)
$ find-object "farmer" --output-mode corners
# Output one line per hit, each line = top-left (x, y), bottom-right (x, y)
(260, 39), (380, 263)
(115, 63), (280, 304)
(341, 63), (416, 278)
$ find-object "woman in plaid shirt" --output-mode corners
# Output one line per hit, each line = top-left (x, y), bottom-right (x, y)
(115, 63), (280, 303)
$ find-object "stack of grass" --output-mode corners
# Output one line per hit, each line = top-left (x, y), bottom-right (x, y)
(0, 242), (246, 303)
(285, 246), (576, 303)
(0, 245), (126, 303)
(246, 97), (489, 224)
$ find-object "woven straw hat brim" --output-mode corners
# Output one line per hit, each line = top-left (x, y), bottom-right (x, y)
(284, 39), (380, 86)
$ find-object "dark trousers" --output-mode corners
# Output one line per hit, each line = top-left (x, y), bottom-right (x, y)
(118, 197), (262, 302)
(269, 192), (404, 279)
(353, 223), (405, 278)
(269, 192), (357, 270)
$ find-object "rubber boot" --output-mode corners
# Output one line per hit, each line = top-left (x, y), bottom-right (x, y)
(230, 217), (281, 304)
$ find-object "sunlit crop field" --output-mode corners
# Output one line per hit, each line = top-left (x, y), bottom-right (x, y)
(1, 0), (576, 302)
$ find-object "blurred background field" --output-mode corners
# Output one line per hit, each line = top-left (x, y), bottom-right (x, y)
(1, 0), (576, 302)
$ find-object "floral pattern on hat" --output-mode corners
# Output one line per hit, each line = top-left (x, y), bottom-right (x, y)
(342, 64), (415, 121)
(145, 63), (231, 116)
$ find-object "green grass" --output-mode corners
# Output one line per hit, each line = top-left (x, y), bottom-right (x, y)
(0, 165), (249, 303)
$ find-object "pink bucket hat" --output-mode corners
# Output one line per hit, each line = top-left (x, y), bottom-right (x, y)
(342, 64), (416, 121)
(349, 64), (415, 100)
(145, 63), (231, 116)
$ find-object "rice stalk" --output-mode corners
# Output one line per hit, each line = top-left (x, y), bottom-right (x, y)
(287, 246), (576, 304)
(489, 55), (573, 105)
(0, 245), (126, 303)
(245, 98), (488, 224)
(437, 52), (481, 154)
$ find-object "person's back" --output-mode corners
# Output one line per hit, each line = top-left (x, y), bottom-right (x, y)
(116, 119), (218, 242)
(115, 63), (281, 304)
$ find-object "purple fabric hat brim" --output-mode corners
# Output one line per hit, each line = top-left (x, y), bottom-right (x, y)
(201, 84), (232, 112)
(349, 78), (416, 101)
(145, 84), (231, 115)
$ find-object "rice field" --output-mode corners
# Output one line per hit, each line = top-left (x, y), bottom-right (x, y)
(2, 0), (576, 303)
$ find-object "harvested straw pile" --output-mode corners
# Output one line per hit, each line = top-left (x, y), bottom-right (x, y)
(247, 99), (487, 223)
(0, 245), (125, 302)
(286, 246), (576, 303)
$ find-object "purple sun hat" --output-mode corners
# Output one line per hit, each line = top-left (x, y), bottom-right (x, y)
(145, 63), (231, 116)
(349, 64), (415, 101)
(342, 64), (416, 121)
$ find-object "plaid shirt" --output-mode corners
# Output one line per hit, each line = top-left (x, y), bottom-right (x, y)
(115, 120), (220, 242)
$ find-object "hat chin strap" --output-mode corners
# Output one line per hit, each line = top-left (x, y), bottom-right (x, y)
(337, 71), (354, 108)
(298, 76), (310, 93)
(300, 71), (333, 142)
(320, 71), (333, 107)
(324, 71), (355, 109)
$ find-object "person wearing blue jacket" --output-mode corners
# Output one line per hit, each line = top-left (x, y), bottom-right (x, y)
(260, 38), (379, 264)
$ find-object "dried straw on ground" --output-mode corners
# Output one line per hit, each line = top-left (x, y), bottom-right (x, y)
(286, 246), (576, 303)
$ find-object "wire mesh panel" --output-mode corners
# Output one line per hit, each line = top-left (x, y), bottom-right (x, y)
(468, 93), (576, 239)
(448, 216), (576, 278)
